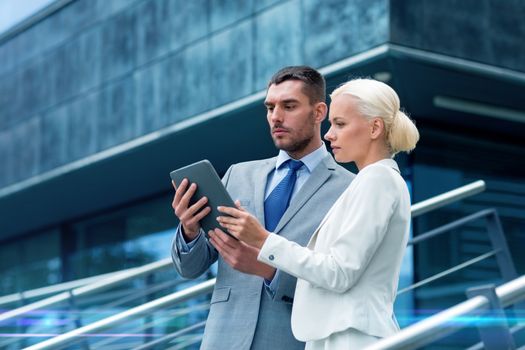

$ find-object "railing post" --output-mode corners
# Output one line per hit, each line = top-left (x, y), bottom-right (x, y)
(68, 289), (90, 350)
(466, 284), (516, 350)
(484, 210), (525, 317)
(485, 210), (518, 282)
(17, 290), (28, 349)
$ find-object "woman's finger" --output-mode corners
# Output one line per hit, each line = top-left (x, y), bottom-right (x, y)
(217, 206), (242, 217)
(234, 200), (246, 211)
(217, 216), (238, 225)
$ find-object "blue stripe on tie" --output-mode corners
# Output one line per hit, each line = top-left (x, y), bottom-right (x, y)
(264, 159), (304, 231)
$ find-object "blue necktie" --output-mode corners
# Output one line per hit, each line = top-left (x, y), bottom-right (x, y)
(264, 160), (304, 231)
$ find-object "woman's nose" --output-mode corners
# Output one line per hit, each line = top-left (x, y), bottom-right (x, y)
(324, 127), (334, 141)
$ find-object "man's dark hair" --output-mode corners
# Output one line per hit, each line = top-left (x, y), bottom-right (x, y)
(268, 65), (326, 104)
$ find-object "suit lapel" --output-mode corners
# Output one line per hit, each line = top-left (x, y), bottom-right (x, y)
(253, 158), (276, 225)
(273, 155), (336, 234)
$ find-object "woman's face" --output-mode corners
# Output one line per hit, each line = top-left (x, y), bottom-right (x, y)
(324, 94), (373, 165)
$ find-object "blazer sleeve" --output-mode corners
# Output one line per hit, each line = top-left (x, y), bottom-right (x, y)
(258, 166), (399, 293)
(171, 165), (235, 278)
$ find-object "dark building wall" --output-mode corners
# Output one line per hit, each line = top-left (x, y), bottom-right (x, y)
(390, 0), (525, 71)
(0, 0), (390, 189)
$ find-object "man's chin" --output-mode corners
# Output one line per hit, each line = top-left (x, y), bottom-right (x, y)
(273, 140), (291, 151)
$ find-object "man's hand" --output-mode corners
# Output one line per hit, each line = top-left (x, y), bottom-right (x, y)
(209, 228), (276, 280)
(172, 179), (211, 241)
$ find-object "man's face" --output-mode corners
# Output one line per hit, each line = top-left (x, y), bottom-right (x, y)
(264, 80), (317, 154)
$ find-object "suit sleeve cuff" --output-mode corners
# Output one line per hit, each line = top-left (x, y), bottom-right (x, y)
(176, 225), (203, 253)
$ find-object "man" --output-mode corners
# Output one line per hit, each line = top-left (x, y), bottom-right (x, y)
(171, 66), (354, 349)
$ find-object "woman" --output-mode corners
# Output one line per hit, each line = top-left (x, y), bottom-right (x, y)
(211, 78), (419, 349)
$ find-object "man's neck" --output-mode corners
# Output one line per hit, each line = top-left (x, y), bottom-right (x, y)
(287, 139), (323, 160)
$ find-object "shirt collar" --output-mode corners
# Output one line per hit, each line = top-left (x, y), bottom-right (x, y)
(275, 144), (329, 173)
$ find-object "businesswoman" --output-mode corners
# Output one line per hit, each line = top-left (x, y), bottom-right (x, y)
(212, 78), (419, 349)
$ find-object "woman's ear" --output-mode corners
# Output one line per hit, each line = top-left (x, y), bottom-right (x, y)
(370, 117), (385, 139)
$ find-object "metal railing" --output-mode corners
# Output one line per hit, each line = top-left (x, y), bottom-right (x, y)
(365, 275), (525, 350)
(24, 279), (215, 350)
(0, 270), (129, 308)
(17, 180), (488, 350)
(410, 180), (485, 218)
(0, 258), (173, 325)
(398, 208), (518, 296)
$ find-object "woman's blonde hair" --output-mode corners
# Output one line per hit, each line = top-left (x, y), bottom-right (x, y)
(331, 78), (419, 155)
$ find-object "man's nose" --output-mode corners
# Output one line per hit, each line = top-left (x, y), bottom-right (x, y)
(270, 106), (284, 123)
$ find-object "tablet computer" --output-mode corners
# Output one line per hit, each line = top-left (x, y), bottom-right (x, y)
(170, 159), (236, 236)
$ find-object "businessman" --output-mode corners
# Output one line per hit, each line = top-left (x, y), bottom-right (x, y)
(171, 66), (354, 349)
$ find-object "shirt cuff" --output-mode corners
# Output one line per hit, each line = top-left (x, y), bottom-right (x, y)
(263, 270), (281, 297)
(176, 225), (203, 252)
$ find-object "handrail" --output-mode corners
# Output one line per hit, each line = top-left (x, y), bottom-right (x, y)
(19, 180), (487, 349)
(132, 321), (206, 350)
(364, 275), (525, 350)
(23, 279), (216, 350)
(396, 250), (499, 295)
(0, 269), (134, 308)
(0, 257), (173, 324)
(411, 180), (485, 217)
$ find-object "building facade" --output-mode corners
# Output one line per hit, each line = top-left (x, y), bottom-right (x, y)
(0, 0), (524, 347)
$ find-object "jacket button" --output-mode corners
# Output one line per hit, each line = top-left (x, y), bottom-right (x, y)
(269, 254), (275, 261)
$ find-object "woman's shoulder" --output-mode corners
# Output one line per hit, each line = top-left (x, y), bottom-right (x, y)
(360, 159), (399, 177)
(356, 160), (403, 189)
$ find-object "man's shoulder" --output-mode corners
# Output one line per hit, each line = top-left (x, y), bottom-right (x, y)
(229, 157), (275, 171)
(320, 154), (356, 180)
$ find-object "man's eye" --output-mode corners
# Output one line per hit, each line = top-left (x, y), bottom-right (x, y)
(284, 105), (296, 110)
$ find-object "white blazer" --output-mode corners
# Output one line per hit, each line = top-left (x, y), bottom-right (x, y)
(258, 159), (411, 341)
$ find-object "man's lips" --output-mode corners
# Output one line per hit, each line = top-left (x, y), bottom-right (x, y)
(272, 128), (288, 135)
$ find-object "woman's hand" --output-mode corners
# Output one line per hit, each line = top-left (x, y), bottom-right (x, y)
(217, 201), (269, 249)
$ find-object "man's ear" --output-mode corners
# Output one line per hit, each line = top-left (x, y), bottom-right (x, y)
(370, 117), (385, 139)
(314, 102), (328, 123)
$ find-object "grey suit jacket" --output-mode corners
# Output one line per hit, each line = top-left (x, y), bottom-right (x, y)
(171, 154), (354, 350)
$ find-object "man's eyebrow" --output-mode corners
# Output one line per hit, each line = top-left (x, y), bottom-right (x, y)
(282, 98), (299, 104)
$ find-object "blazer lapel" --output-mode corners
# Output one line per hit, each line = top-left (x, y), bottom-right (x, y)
(273, 155), (336, 234)
(253, 158), (276, 225)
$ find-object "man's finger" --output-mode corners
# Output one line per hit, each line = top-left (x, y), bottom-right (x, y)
(192, 206), (211, 222)
(179, 182), (197, 208)
(186, 196), (209, 216)
(173, 178), (189, 205)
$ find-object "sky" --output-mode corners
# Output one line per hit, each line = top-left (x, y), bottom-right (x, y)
(0, 0), (55, 34)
